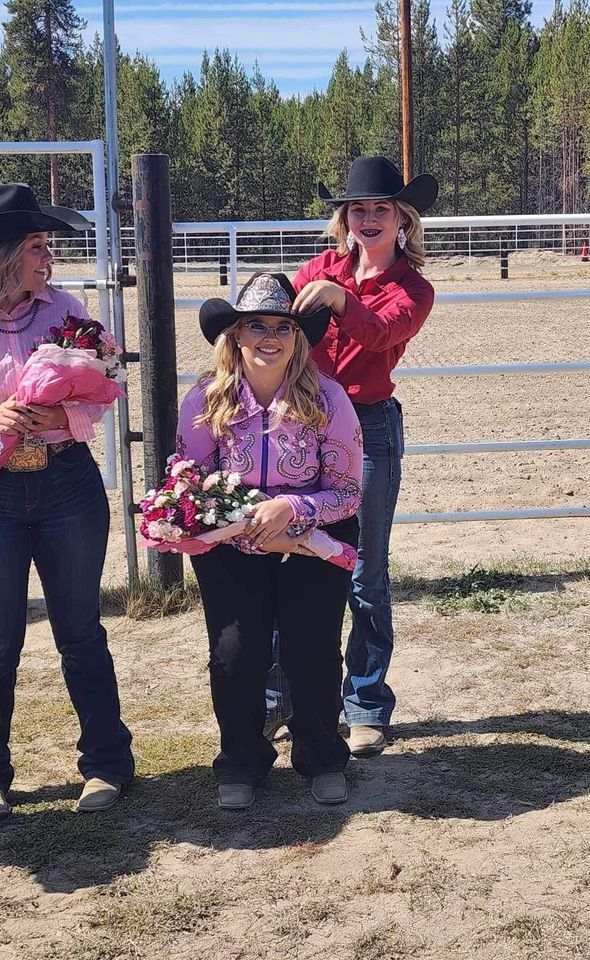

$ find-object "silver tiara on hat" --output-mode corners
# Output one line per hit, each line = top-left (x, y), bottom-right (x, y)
(236, 275), (293, 314)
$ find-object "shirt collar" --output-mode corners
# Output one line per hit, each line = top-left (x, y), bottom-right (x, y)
(0, 286), (53, 324)
(324, 251), (410, 289)
(230, 377), (287, 423)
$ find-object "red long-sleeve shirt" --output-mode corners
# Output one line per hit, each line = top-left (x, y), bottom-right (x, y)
(293, 249), (435, 404)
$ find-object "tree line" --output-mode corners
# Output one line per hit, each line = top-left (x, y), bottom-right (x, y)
(0, 0), (589, 220)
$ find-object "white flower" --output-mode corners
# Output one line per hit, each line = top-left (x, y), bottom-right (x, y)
(170, 459), (194, 478)
(147, 520), (183, 542)
(227, 471), (241, 486)
(202, 510), (217, 525)
(247, 489), (260, 499)
(241, 504), (254, 515)
(226, 508), (245, 522)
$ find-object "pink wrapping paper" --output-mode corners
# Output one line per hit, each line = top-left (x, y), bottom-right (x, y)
(141, 519), (357, 570)
(0, 344), (125, 468)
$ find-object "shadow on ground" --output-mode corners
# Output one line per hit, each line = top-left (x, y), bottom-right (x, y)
(1, 710), (588, 893)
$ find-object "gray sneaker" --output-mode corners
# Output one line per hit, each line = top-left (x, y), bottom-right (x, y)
(349, 725), (386, 757)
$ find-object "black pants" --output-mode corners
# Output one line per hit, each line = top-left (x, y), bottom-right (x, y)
(191, 516), (358, 785)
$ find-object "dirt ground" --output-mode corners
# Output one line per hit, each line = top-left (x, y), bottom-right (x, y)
(0, 251), (588, 960)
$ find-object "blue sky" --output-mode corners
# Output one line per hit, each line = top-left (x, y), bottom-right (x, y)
(6, 0), (559, 96)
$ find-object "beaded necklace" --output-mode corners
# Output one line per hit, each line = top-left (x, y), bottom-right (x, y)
(0, 300), (41, 335)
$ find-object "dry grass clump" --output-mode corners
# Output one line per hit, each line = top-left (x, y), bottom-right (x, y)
(101, 573), (201, 619)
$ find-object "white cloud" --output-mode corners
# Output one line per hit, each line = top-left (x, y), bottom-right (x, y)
(84, 13), (371, 56)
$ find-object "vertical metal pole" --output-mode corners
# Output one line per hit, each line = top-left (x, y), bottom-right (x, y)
(399, 0), (414, 182)
(132, 154), (183, 588)
(103, 0), (139, 583)
(229, 225), (238, 304)
(90, 141), (118, 491)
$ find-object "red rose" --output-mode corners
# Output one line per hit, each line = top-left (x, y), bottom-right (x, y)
(75, 335), (96, 350)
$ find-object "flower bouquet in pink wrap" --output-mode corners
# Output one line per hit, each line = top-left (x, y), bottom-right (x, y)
(0, 316), (126, 469)
(140, 454), (357, 571)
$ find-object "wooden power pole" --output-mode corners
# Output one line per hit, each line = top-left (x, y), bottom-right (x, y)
(399, 0), (414, 182)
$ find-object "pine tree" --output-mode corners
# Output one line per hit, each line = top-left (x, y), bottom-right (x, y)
(319, 51), (363, 196)
(3, 0), (86, 202)
(412, 0), (444, 175)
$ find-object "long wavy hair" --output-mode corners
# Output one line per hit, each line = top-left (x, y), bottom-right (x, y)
(325, 199), (426, 271)
(195, 320), (328, 438)
(0, 234), (52, 314)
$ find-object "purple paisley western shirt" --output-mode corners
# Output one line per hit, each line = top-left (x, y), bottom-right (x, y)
(176, 373), (363, 536)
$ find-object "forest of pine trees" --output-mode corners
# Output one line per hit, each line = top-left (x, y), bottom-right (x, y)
(0, 0), (589, 220)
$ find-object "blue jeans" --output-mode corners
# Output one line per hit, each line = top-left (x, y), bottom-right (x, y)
(265, 397), (403, 728)
(0, 443), (134, 794)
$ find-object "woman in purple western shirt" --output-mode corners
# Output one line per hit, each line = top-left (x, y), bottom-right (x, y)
(177, 272), (363, 810)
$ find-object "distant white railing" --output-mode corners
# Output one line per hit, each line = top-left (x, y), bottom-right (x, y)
(51, 213), (590, 271)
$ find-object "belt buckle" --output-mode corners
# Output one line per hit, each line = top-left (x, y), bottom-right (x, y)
(5, 437), (48, 472)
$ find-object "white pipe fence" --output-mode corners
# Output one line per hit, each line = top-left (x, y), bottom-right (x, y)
(50, 213), (590, 269)
(173, 214), (590, 525)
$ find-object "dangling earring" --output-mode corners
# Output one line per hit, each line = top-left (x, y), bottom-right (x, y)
(397, 227), (407, 251)
(346, 231), (356, 251)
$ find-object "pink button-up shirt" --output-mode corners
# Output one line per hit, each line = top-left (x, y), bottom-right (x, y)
(0, 285), (107, 443)
(177, 373), (363, 529)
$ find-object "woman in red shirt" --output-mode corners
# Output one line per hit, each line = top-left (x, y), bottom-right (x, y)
(266, 156), (438, 756)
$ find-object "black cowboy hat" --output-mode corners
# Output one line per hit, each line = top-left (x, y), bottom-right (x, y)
(200, 272), (331, 347)
(318, 155), (438, 213)
(0, 183), (92, 242)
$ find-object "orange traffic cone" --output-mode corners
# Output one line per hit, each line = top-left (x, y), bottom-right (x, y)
(582, 239), (589, 262)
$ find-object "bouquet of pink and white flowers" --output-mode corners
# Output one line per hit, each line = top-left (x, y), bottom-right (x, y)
(0, 315), (126, 469)
(140, 455), (262, 552)
(140, 454), (358, 570)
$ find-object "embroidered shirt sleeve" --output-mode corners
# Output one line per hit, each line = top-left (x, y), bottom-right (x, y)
(281, 384), (363, 527)
(176, 385), (219, 472)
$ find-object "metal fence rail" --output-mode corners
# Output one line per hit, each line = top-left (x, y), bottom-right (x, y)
(51, 213), (590, 270)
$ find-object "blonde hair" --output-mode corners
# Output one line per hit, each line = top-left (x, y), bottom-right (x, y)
(195, 321), (328, 438)
(325, 199), (426, 271)
(0, 233), (52, 313)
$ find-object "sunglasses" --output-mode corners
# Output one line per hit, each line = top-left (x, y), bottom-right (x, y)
(240, 319), (297, 341)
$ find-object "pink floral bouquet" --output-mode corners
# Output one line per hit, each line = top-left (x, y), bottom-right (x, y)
(0, 315), (126, 468)
(140, 455), (262, 553)
(140, 454), (357, 570)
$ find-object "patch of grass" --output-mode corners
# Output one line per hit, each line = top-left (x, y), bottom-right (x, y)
(90, 882), (224, 939)
(351, 924), (414, 960)
(101, 573), (201, 620)
(391, 556), (590, 617)
(497, 913), (544, 945)
(133, 731), (217, 776)
(274, 896), (341, 939)
(398, 856), (459, 911)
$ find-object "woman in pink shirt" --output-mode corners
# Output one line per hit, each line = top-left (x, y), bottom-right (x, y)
(0, 185), (133, 818)
(177, 272), (363, 809)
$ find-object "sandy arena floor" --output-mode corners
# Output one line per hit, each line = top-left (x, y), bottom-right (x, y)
(0, 251), (588, 960)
